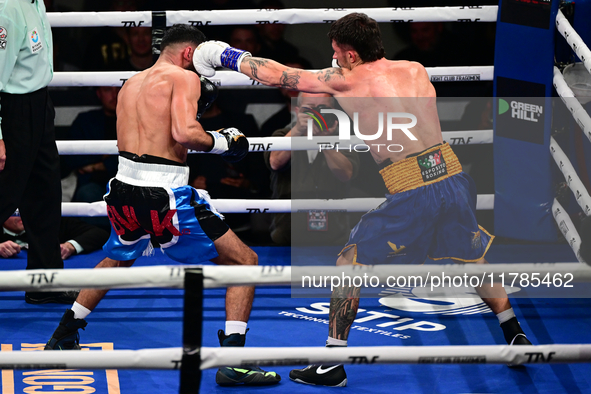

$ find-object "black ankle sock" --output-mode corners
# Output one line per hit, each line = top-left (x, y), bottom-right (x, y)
(500, 317), (525, 344)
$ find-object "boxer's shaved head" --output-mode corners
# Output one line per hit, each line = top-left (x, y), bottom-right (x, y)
(161, 24), (206, 51)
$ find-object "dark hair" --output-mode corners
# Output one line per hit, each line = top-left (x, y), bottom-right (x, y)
(161, 24), (206, 51)
(328, 13), (385, 63)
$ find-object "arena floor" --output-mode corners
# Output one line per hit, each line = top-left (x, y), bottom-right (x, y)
(1, 244), (590, 393)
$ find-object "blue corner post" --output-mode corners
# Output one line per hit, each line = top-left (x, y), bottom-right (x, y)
(493, 0), (560, 241)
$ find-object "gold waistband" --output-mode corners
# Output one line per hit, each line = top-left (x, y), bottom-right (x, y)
(379, 143), (462, 194)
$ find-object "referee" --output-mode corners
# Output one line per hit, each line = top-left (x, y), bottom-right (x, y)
(0, 0), (77, 304)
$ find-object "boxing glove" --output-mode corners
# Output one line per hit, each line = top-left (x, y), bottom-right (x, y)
(197, 77), (218, 120)
(206, 128), (249, 163)
(193, 40), (251, 77)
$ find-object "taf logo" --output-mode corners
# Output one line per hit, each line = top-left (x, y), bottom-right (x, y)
(31, 30), (39, 43)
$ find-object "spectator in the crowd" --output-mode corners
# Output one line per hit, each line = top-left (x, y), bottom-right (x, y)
(187, 101), (269, 239)
(264, 93), (359, 246)
(260, 56), (312, 136)
(81, 0), (142, 71)
(0, 216), (109, 260)
(0, 0), (78, 304)
(110, 27), (154, 71)
(229, 26), (262, 57)
(393, 22), (465, 67)
(257, 0), (300, 63)
(66, 87), (119, 218)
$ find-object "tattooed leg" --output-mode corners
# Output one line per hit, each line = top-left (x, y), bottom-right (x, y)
(328, 247), (360, 341)
(328, 284), (361, 340)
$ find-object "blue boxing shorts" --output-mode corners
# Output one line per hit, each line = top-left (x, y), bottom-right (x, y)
(343, 143), (493, 265)
(103, 153), (228, 263)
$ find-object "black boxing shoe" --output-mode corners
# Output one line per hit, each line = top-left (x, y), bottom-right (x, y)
(501, 317), (532, 346)
(45, 309), (87, 350)
(509, 333), (532, 346)
(501, 316), (532, 367)
(25, 291), (79, 305)
(215, 330), (281, 386)
(290, 364), (348, 387)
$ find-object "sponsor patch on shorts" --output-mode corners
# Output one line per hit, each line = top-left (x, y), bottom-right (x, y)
(417, 149), (448, 182)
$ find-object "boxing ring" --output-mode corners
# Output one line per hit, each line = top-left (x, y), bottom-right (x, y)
(2, 3), (591, 394)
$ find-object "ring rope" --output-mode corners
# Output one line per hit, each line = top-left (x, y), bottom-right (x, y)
(0, 344), (589, 370)
(40, 195), (493, 218)
(553, 66), (591, 143)
(46, 7), (498, 28)
(0, 263), (587, 292)
(552, 198), (585, 263)
(48, 67), (494, 88)
(556, 10), (591, 76)
(550, 136), (591, 216)
(55, 131), (492, 156)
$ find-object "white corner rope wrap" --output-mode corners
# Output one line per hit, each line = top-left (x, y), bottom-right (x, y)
(550, 136), (591, 217)
(556, 10), (591, 76)
(552, 199), (585, 264)
(46, 7), (498, 28)
(49, 67), (494, 88)
(48, 195), (494, 217)
(0, 263), (589, 292)
(1, 344), (590, 370)
(553, 67), (591, 144)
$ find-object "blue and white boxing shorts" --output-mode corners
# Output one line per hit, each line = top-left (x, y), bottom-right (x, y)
(103, 153), (228, 263)
(342, 143), (493, 265)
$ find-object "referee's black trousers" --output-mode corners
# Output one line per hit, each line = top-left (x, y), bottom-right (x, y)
(0, 87), (63, 270)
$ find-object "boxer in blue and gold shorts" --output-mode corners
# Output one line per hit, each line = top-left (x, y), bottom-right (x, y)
(193, 12), (535, 386)
(343, 142), (494, 265)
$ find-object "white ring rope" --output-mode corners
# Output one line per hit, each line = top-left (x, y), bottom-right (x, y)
(55, 131), (492, 156)
(552, 198), (585, 264)
(0, 344), (589, 370)
(556, 10), (591, 77)
(553, 66), (591, 143)
(0, 263), (587, 292)
(48, 67), (494, 88)
(550, 136), (591, 216)
(46, 7), (498, 28)
(47, 195), (493, 218)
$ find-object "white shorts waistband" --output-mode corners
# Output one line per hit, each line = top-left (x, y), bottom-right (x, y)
(115, 156), (189, 188)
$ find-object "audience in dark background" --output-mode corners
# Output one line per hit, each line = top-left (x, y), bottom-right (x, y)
(47, 0), (500, 245)
(109, 27), (154, 71)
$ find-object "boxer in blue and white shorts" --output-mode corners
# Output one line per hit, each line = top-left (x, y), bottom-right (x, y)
(45, 24), (280, 387)
(103, 152), (227, 263)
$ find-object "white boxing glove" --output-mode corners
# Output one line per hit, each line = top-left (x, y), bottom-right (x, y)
(193, 40), (251, 77)
(332, 59), (341, 68)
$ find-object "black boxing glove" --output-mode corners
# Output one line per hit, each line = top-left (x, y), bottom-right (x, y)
(206, 128), (249, 163)
(197, 77), (218, 120)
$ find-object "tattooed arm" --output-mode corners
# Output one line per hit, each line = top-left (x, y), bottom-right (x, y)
(240, 57), (347, 94)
